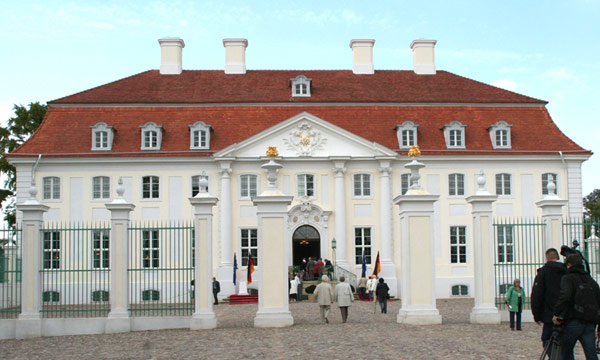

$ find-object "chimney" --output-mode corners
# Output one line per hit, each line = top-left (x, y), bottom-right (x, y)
(349, 39), (375, 74)
(410, 39), (437, 75)
(223, 38), (248, 74)
(158, 37), (185, 75)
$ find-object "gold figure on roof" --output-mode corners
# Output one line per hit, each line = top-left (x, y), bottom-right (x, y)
(408, 145), (421, 158)
(266, 146), (279, 158)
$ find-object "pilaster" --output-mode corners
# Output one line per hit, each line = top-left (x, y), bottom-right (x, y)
(332, 159), (349, 270)
(217, 160), (235, 297)
(378, 159), (397, 297)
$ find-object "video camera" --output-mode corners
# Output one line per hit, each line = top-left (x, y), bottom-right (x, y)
(560, 240), (591, 273)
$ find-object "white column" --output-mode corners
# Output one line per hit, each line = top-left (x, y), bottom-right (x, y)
(217, 162), (235, 297)
(378, 160), (397, 297)
(536, 176), (568, 251)
(189, 177), (219, 330)
(333, 161), (349, 270)
(467, 171), (500, 324)
(15, 186), (48, 339)
(105, 179), (135, 333)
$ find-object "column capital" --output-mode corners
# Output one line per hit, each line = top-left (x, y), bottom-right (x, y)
(332, 167), (346, 176)
(378, 167), (392, 176)
(219, 168), (233, 178)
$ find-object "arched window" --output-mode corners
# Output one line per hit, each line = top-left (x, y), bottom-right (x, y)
(189, 121), (212, 150)
(90, 122), (114, 151)
(140, 122), (162, 150)
(489, 121), (512, 149)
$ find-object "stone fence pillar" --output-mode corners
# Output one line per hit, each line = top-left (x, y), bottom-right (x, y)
(536, 175), (567, 251)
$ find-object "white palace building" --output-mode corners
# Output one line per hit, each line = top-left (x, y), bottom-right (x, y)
(8, 37), (591, 300)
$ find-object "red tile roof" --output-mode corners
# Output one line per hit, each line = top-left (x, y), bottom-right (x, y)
(49, 70), (546, 105)
(9, 106), (589, 157)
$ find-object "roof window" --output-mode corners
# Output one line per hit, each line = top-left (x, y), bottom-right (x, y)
(291, 75), (311, 97)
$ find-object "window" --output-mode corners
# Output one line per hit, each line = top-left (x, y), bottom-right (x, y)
(240, 174), (258, 198)
(142, 176), (159, 199)
(90, 122), (114, 151)
(400, 173), (411, 195)
(354, 227), (372, 265)
(499, 283), (511, 295)
(92, 176), (110, 200)
(241, 228), (258, 266)
(42, 177), (60, 200)
(495, 173), (511, 195)
(142, 230), (160, 268)
(43, 231), (60, 269)
(92, 230), (109, 269)
(191, 175), (209, 197)
(497, 226), (514, 263)
(353, 174), (371, 197)
(542, 173), (558, 195)
(450, 226), (467, 264)
(142, 290), (160, 301)
(189, 121), (212, 150)
(396, 121), (419, 149)
(291, 75), (311, 97)
(448, 174), (465, 196)
(43, 291), (60, 303)
(92, 290), (109, 302)
(297, 174), (315, 197)
(140, 122), (162, 150)
(443, 121), (466, 149)
(451, 285), (468, 296)
(489, 121), (512, 149)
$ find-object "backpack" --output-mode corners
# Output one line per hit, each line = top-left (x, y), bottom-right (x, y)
(572, 275), (600, 323)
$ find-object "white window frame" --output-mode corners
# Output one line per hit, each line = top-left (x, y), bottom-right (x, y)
(451, 284), (469, 296)
(443, 121), (467, 149)
(354, 227), (372, 265)
(450, 226), (467, 264)
(90, 122), (114, 151)
(495, 173), (512, 196)
(497, 225), (514, 264)
(448, 173), (466, 196)
(191, 174), (210, 197)
(240, 228), (258, 267)
(142, 175), (160, 200)
(142, 230), (160, 269)
(400, 173), (411, 195)
(239, 174), (259, 199)
(291, 75), (312, 97)
(140, 122), (163, 150)
(489, 121), (512, 149)
(42, 176), (61, 201)
(542, 173), (558, 195)
(297, 173), (316, 198)
(43, 231), (60, 270)
(353, 173), (372, 198)
(92, 229), (110, 269)
(92, 176), (111, 200)
(188, 121), (212, 150)
(396, 121), (419, 149)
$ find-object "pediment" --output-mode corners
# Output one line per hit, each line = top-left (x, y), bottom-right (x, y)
(214, 112), (397, 158)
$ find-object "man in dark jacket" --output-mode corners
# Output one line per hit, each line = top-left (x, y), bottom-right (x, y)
(531, 248), (566, 351)
(212, 277), (220, 305)
(553, 254), (600, 360)
(376, 278), (390, 314)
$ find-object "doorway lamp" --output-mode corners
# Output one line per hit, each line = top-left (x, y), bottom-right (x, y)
(331, 237), (336, 267)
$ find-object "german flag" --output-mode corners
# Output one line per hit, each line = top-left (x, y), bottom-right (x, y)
(247, 257), (255, 285)
(372, 251), (381, 277)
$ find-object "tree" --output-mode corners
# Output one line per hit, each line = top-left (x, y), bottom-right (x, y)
(584, 189), (600, 222)
(0, 102), (47, 226)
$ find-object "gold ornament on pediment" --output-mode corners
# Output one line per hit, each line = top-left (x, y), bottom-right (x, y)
(266, 146), (279, 158)
(299, 134), (311, 146)
(408, 145), (421, 158)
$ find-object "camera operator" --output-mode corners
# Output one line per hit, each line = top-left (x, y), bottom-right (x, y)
(553, 254), (600, 360)
(531, 248), (566, 352)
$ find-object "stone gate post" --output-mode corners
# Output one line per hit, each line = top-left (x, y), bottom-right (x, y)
(105, 178), (135, 333)
(536, 175), (567, 251)
(189, 174), (219, 330)
(15, 185), (48, 339)
(467, 171), (500, 324)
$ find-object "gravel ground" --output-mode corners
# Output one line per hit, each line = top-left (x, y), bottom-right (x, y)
(0, 299), (587, 359)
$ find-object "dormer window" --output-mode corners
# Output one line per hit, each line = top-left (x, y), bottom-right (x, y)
(443, 121), (467, 149)
(489, 121), (512, 149)
(140, 122), (162, 150)
(90, 122), (114, 151)
(291, 75), (311, 97)
(396, 121), (419, 149)
(188, 121), (212, 150)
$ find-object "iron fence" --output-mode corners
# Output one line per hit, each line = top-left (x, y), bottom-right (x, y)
(0, 226), (21, 319)
(128, 220), (194, 317)
(40, 222), (111, 318)
(563, 218), (600, 282)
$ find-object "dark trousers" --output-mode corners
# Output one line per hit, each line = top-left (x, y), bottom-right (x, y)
(561, 319), (599, 360)
(213, 291), (218, 305)
(340, 307), (349, 323)
(541, 322), (554, 351)
(297, 284), (302, 301)
(379, 299), (387, 314)
(509, 303), (522, 330)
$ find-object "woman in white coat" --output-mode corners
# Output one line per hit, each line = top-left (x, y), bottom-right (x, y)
(289, 275), (298, 302)
(334, 275), (354, 323)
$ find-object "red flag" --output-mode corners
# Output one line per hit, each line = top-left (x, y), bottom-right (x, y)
(247, 257), (255, 285)
(372, 252), (381, 277)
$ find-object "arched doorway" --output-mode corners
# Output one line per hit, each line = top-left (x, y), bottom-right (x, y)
(292, 225), (320, 266)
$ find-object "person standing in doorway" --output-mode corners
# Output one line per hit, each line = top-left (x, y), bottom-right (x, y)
(212, 277), (220, 305)
(334, 275), (354, 323)
(314, 275), (334, 323)
(376, 278), (390, 313)
(295, 272), (303, 302)
(505, 279), (525, 330)
(306, 257), (315, 280)
(314, 258), (324, 280)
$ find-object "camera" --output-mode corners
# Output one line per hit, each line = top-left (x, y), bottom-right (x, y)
(560, 240), (591, 273)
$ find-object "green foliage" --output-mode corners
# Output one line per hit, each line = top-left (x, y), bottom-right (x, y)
(0, 102), (47, 226)
(584, 189), (600, 222)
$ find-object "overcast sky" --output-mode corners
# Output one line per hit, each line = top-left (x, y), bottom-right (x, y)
(1, 0), (598, 195)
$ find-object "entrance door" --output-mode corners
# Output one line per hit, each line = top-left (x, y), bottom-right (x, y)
(292, 225), (320, 266)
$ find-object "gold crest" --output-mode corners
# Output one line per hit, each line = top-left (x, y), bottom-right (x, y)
(266, 146), (279, 158)
(408, 145), (421, 158)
